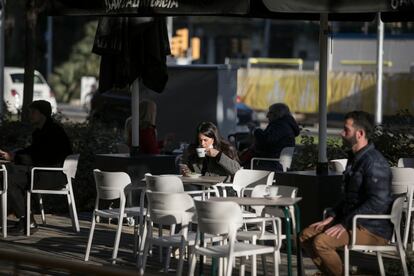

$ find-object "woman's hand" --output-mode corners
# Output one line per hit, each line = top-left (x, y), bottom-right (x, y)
(179, 164), (191, 176)
(205, 148), (220, 157)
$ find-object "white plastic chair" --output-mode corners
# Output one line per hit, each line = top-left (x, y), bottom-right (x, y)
(390, 167), (414, 250)
(85, 169), (145, 264)
(146, 174), (217, 198)
(250, 146), (295, 172)
(263, 185), (299, 243)
(26, 154), (80, 236)
(143, 174), (216, 268)
(330, 159), (348, 173)
(237, 184), (283, 275)
(215, 169), (274, 198)
(0, 165), (7, 238)
(189, 200), (281, 276)
(398, 158), (414, 168)
(140, 191), (195, 275)
(344, 196), (409, 276)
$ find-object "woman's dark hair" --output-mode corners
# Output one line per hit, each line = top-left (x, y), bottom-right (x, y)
(193, 122), (239, 161)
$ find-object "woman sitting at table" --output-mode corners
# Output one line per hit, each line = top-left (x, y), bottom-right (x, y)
(181, 122), (240, 180)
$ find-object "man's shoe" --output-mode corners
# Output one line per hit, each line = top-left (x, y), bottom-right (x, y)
(9, 217), (38, 235)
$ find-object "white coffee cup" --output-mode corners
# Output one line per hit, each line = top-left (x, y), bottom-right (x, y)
(196, 147), (206, 158)
(266, 186), (279, 197)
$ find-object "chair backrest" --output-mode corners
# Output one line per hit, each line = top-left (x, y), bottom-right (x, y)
(93, 169), (131, 201)
(250, 185), (268, 215)
(390, 167), (414, 202)
(398, 158), (414, 168)
(390, 196), (406, 233)
(0, 165), (7, 192)
(391, 167), (414, 186)
(195, 200), (243, 236)
(146, 192), (194, 225)
(63, 154), (80, 179)
(330, 159), (347, 173)
(145, 174), (184, 192)
(232, 169), (274, 196)
(276, 185), (298, 198)
(279, 146), (295, 172)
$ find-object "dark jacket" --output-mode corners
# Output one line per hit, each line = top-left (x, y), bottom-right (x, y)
(15, 118), (72, 167)
(331, 143), (393, 240)
(183, 144), (240, 180)
(253, 114), (300, 158)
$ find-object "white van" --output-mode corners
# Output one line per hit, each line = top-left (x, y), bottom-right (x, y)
(3, 67), (58, 114)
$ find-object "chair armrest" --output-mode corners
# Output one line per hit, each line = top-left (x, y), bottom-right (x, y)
(30, 167), (65, 190)
(243, 216), (283, 248)
(213, 183), (234, 188)
(186, 189), (215, 196)
(241, 187), (254, 197)
(32, 167), (64, 173)
(351, 214), (391, 245)
(213, 183), (234, 197)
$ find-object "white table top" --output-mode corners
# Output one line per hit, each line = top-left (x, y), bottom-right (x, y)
(140, 175), (226, 187)
(209, 196), (302, 207)
(181, 175), (226, 185)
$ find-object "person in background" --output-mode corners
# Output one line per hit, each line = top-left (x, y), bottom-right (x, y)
(300, 111), (393, 276)
(243, 103), (300, 171)
(125, 99), (175, 154)
(0, 100), (72, 235)
(181, 122), (240, 180)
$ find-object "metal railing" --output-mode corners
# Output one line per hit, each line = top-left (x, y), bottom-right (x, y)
(247, 57), (304, 70)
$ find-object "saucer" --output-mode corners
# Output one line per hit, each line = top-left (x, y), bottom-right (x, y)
(264, 195), (282, 200)
(187, 173), (201, 178)
(160, 174), (182, 178)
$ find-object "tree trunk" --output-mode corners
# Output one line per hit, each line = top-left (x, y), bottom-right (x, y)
(22, 0), (37, 122)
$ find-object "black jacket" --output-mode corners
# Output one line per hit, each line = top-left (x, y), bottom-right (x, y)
(253, 115), (300, 158)
(16, 118), (72, 167)
(331, 143), (393, 240)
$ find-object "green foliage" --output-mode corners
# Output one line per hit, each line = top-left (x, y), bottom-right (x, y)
(0, 118), (32, 150)
(372, 110), (414, 166)
(49, 21), (100, 103)
(291, 111), (414, 170)
(291, 131), (347, 171)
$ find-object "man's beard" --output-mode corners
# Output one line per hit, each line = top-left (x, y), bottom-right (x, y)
(342, 135), (357, 149)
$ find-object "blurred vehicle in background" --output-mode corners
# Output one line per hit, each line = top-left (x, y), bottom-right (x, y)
(3, 67), (58, 114)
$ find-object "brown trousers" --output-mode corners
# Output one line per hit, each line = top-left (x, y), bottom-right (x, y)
(300, 224), (388, 276)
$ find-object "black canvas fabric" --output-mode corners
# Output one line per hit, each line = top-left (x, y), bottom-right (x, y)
(93, 17), (170, 94)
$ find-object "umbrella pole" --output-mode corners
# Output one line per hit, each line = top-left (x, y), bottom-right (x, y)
(375, 12), (384, 125)
(130, 78), (140, 156)
(316, 13), (329, 175)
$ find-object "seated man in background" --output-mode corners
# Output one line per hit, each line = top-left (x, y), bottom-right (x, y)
(240, 103), (300, 171)
(300, 111), (393, 276)
(0, 100), (72, 235)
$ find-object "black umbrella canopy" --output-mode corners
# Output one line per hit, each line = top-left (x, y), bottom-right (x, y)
(47, 0), (414, 21)
(93, 17), (170, 93)
(261, 0), (414, 21)
(46, 0), (249, 16)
